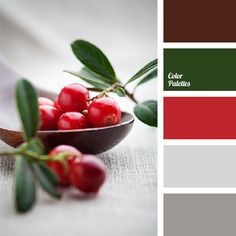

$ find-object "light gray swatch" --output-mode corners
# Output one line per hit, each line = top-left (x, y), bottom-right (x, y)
(164, 145), (236, 187)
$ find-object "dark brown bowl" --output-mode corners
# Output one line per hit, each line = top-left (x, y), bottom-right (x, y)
(0, 112), (134, 154)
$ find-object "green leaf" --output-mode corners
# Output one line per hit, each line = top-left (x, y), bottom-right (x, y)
(15, 79), (39, 141)
(65, 68), (111, 90)
(32, 162), (61, 199)
(15, 156), (36, 213)
(134, 100), (157, 127)
(79, 67), (114, 84)
(71, 40), (116, 82)
(135, 68), (157, 89)
(37, 162), (59, 185)
(125, 59), (157, 86)
(28, 138), (46, 155)
(113, 87), (126, 97)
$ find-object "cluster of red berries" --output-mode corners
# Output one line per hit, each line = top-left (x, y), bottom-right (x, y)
(38, 83), (121, 130)
(47, 145), (107, 193)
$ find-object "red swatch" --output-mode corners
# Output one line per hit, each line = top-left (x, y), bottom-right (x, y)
(164, 97), (236, 139)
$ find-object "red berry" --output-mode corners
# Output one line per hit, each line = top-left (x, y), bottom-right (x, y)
(47, 145), (81, 187)
(57, 112), (89, 130)
(58, 83), (90, 113)
(88, 97), (121, 127)
(39, 105), (60, 130)
(49, 145), (81, 157)
(38, 97), (54, 107)
(46, 161), (70, 187)
(54, 96), (61, 110)
(69, 155), (107, 193)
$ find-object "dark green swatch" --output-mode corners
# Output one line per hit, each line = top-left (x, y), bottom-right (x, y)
(164, 49), (236, 91)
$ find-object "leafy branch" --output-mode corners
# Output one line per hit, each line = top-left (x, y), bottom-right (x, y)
(1, 80), (62, 213)
(65, 40), (157, 127)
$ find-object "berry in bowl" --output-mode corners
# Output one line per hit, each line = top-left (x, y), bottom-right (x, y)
(0, 83), (134, 154)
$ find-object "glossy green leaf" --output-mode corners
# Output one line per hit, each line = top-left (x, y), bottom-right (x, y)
(15, 79), (39, 141)
(125, 59), (157, 86)
(71, 40), (116, 82)
(79, 67), (114, 84)
(65, 67), (111, 90)
(32, 162), (61, 199)
(113, 87), (126, 97)
(15, 156), (36, 213)
(135, 68), (157, 89)
(134, 100), (157, 127)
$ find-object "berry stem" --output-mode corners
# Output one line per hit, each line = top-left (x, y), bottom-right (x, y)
(0, 151), (19, 157)
(0, 150), (71, 163)
(0, 150), (49, 161)
(123, 88), (138, 104)
(89, 82), (138, 104)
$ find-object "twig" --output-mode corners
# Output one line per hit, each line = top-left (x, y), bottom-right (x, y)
(89, 82), (138, 104)
(123, 88), (138, 104)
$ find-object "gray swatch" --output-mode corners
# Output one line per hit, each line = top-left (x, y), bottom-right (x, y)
(165, 145), (236, 187)
(164, 194), (236, 236)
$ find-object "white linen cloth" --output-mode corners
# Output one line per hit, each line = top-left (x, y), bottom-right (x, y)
(0, 1), (157, 235)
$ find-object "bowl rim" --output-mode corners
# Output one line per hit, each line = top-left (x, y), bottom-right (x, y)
(0, 111), (134, 134)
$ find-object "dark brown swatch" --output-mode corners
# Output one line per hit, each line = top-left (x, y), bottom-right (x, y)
(164, 0), (236, 42)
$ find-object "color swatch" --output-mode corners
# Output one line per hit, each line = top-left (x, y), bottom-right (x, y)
(164, 194), (236, 236)
(164, 49), (236, 91)
(164, 0), (236, 42)
(164, 97), (236, 139)
(164, 145), (236, 187)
